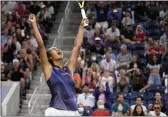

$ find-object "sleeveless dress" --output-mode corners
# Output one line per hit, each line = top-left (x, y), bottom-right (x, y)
(45, 66), (80, 116)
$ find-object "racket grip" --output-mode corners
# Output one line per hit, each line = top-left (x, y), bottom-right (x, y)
(81, 8), (88, 27)
(81, 8), (87, 19)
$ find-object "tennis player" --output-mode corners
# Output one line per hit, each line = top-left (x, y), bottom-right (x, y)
(29, 14), (88, 116)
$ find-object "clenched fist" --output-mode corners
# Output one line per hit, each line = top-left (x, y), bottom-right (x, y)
(80, 19), (89, 27)
(29, 14), (36, 23)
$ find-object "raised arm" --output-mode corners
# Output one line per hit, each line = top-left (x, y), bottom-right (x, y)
(65, 20), (88, 72)
(29, 14), (52, 80)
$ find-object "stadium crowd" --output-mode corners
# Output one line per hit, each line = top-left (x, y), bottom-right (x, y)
(1, 1), (168, 116)
(74, 1), (168, 116)
(1, 1), (61, 103)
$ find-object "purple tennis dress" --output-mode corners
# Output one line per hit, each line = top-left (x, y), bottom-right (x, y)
(46, 66), (78, 111)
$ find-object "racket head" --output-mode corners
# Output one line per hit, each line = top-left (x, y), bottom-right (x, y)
(76, 0), (85, 9)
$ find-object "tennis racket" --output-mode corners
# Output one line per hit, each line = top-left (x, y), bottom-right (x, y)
(76, 0), (88, 27)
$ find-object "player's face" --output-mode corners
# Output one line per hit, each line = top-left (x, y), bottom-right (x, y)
(48, 47), (63, 60)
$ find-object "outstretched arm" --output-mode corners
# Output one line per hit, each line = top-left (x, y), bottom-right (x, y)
(29, 14), (52, 80)
(65, 20), (88, 73)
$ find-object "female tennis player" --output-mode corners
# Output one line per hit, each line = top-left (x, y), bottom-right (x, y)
(29, 14), (88, 116)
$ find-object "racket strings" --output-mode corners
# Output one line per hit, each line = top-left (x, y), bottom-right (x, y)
(76, 0), (85, 9)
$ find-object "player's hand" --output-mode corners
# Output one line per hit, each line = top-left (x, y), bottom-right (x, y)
(29, 14), (36, 23)
(80, 19), (89, 27)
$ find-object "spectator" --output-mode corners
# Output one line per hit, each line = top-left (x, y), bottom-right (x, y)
(82, 68), (99, 91)
(2, 38), (16, 64)
(134, 25), (146, 43)
(47, 2), (55, 19)
(75, 58), (83, 78)
(128, 55), (141, 70)
(28, 2), (41, 15)
(94, 82), (112, 109)
(19, 49), (32, 71)
(31, 45), (40, 69)
(130, 97), (147, 115)
(1, 1), (17, 15)
(134, 2), (148, 21)
(108, 9), (121, 26)
(111, 93), (129, 116)
(90, 37), (105, 55)
(116, 44), (132, 68)
(14, 2), (27, 16)
(1, 62), (8, 81)
(92, 28), (105, 44)
(87, 53), (98, 67)
(12, 36), (21, 53)
(121, 11), (134, 28)
(116, 69), (129, 93)
(120, 22), (134, 43)
(159, 8), (167, 20)
(73, 72), (82, 94)
(100, 51), (116, 73)
(147, 3), (159, 20)
(26, 34), (38, 48)
(146, 37), (154, 49)
(91, 62), (101, 78)
(92, 100), (110, 116)
(132, 105), (145, 116)
(148, 103), (167, 116)
(140, 55), (161, 92)
(78, 103), (85, 116)
(131, 69), (146, 92)
(7, 59), (25, 96)
(6, 12), (17, 25)
(160, 28), (168, 48)
(115, 103), (125, 116)
(102, 47), (116, 61)
(99, 72), (115, 92)
(78, 103), (93, 116)
(146, 41), (162, 61)
(105, 21), (120, 45)
(162, 43), (168, 74)
(8, 25), (16, 36)
(148, 92), (166, 113)
(15, 27), (25, 43)
(84, 26), (94, 42)
(36, 4), (52, 33)
(95, 2), (109, 31)
(1, 29), (9, 50)
(77, 84), (95, 108)
(85, 3), (95, 20)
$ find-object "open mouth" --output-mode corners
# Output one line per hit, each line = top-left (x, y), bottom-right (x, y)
(57, 51), (62, 55)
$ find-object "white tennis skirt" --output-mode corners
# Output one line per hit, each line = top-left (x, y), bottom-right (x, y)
(45, 107), (80, 116)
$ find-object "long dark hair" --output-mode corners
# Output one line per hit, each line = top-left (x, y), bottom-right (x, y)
(132, 69), (146, 85)
(85, 68), (94, 82)
(47, 50), (54, 66)
(132, 105), (145, 116)
(149, 55), (160, 65)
